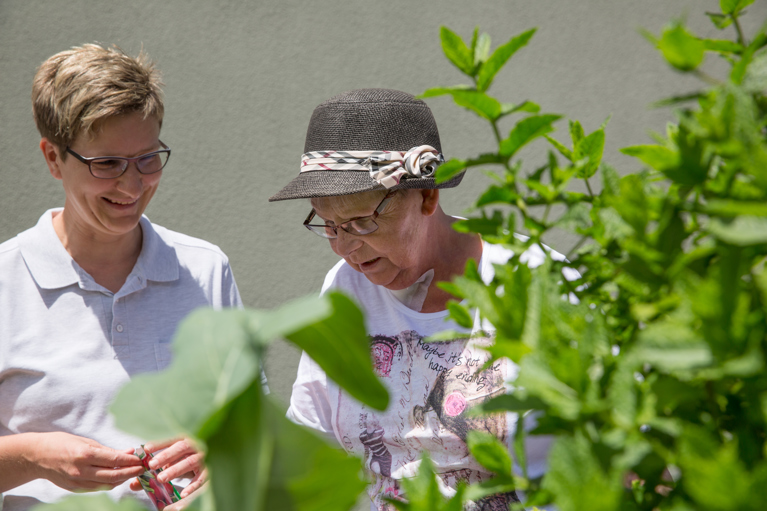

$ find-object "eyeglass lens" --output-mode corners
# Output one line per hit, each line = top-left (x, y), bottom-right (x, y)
(90, 152), (170, 178)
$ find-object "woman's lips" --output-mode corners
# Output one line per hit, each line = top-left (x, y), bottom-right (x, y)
(103, 197), (138, 209)
(360, 257), (381, 270)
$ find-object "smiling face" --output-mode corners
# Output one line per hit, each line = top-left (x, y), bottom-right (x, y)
(313, 189), (437, 290)
(43, 111), (163, 244)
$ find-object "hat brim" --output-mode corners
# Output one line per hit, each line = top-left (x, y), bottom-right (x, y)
(268, 170), (465, 202)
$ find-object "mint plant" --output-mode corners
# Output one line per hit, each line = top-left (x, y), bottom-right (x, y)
(410, 2), (767, 510)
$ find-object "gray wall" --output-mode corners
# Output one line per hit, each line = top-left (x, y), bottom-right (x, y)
(2, 0), (765, 403)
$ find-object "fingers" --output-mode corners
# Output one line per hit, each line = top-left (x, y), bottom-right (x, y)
(166, 482), (208, 510)
(156, 452), (204, 483)
(179, 469), (207, 498)
(129, 478), (143, 491)
(147, 439), (200, 472)
(142, 438), (181, 454)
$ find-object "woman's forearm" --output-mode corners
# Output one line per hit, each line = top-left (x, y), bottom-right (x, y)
(0, 433), (40, 493)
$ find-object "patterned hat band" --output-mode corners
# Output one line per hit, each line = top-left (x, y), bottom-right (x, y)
(300, 145), (445, 189)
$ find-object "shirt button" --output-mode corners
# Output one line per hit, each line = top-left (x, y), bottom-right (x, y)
(116, 324), (124, 333)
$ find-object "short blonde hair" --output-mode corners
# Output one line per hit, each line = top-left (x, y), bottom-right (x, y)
(31, 43), (164, 152)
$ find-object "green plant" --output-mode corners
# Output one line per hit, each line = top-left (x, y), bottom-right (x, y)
(402, 1), (767, 510)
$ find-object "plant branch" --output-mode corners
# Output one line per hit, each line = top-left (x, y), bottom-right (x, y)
(732, 15), (747, 47)
(566, 235), (589, 260)
(584, 178), (595, 198)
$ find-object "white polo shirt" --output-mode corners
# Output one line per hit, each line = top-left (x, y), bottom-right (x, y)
(0, 209), (241, 510)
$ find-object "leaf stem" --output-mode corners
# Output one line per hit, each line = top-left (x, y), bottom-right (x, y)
(692, 69), (722, 87)
(732, 14), (746, 48)
(542, 204), (552, 225)
(584, 178), (595, 198)
(566, 235), (589, 260)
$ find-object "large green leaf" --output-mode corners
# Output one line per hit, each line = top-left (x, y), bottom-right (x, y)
(500, 114), (561, 158)
(476, 28), (536, 92)
(205, 381), (367, 511)
(720, 0), (755, 15)
(111, 308), (262, 442)
(620, 144), (678, 170)
(440, 27), (475, 76)
(708, 216), (767, 246)
(285, 292), (389, 411)
(658, 22), (705, 71)
(32, 495), (146, 511)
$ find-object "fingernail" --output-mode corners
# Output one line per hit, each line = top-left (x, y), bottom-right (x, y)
(148, 460), (158, 469)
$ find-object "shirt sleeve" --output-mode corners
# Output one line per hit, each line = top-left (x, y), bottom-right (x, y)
(286, 351), (337, 444)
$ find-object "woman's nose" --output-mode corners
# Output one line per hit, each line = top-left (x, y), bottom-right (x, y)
(332, 228), (363, 256)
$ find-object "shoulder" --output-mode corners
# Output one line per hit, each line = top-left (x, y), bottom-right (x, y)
(320, 258), (363, 294)
(0, 236), (22, 268)
(148, 222), (231, 266)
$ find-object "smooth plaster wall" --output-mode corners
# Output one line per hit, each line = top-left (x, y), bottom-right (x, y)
(2, 0), (766, 406)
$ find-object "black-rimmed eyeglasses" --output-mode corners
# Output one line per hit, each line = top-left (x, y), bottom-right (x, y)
(65, 141), (171, 179)
(304, 191), (396, 239)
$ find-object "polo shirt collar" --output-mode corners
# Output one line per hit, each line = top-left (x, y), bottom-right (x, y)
(134, 215), (179, 282)
(18, 209), (179, 290)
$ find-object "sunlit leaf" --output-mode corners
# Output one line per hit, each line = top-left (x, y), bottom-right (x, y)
(477, 28), (536, 92)
(500, 115), (562, 158)
(440, 27), (474, 76)
(32, 495), (146, 511)
(658, 22), (705, 71)
(708, 216), (767, 246)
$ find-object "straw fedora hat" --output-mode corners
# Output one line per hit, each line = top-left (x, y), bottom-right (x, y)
(268, 88), (464, 201)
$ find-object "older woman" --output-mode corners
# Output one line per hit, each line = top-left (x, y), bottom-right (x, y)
(0, 44), (238, 510)
(270, 89), (550, 511)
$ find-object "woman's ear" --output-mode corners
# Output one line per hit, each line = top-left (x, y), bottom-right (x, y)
(419, 188), (440, 216)
(40, 138), (63, 180)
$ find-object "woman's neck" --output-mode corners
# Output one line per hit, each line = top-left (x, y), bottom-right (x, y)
(52, 210), (143, 293)
(419, 214), (483, 313)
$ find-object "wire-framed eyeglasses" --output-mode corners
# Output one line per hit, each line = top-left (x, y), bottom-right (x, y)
(65, 141), (171, 179)
(303, 191), (397, 239)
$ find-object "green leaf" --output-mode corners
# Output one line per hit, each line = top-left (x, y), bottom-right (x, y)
(472, 393), (547, 413)
(500, 114), (562, 158)
(467, 430), (513, 479)
(476, 185), (519, 207)
(707, 12), (733, 29)
(434, 158), (467, 183)
(574, 129), (605, 178)
(569, 120), (585, 146)
(32, 494), (146, 511)
(720, 0), (754, 15)
(206, 380), (367, 511)
(501, 100), (541, 116)
(621, 144), (679, 170)
(452, 210), (505, 236)
(516, 355), (580, 419)
(702, 38), (744, 53)
(708, 216), (767, 246)
(704, 199), (767, 217)
(731, 32), (767, 84)
(542, 433), (623, 511)
(476, 28), (536, 92)
(422, 87), (502, 121)
(474, 31), (492, 66)
(440, 26), (475, 76)
(658, 22), (705, 71)
(111, 308), (262, 442)
(544, 134), (573, 161)
(447, 301), (474, 329)
(285, 292), (390, 411)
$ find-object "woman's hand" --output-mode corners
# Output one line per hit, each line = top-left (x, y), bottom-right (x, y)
(30, 432), (145, 492)
(129, 438), (207, 499)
